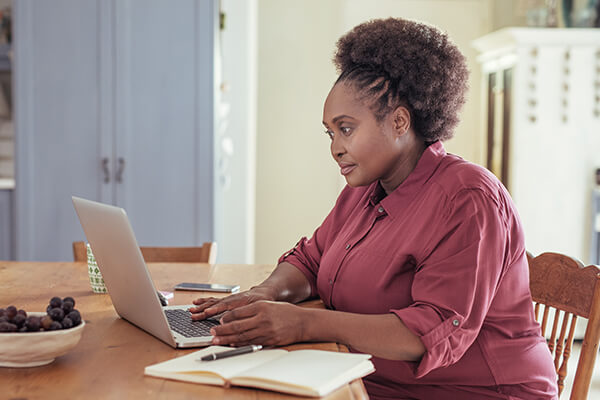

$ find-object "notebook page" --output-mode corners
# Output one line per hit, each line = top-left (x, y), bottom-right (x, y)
(230, 349), (373, 394)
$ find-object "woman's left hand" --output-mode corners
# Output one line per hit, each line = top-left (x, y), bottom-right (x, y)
(210, 300), (309, 347)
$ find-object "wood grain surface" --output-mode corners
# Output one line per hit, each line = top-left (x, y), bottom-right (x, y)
(0, 261), (368, 400)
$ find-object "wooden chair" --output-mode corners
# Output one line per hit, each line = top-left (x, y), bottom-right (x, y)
(528, 252), (600, 399)
(72, 241), (217, 264)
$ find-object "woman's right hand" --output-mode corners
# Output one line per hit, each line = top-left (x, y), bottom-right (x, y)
(189, 286), (277, 321)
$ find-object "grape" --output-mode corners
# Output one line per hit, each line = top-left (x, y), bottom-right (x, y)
(0, 308), (5, 317)
(25, 316), (41, 332)
(63, 297), (75, 307)
(62, 301), (74, 314)
(48, 321), (62, 330)
(0, 315), (8, 323)
(18, 326), (28, 332)
(17, 309), (27, 317)
(13, 314), (26, 328)
(61, 317), (73, 329)
(6, 305), (17, 320)
(49, 297), (63, 309)
(40, 315), (53, 330)
(48, 307), (64, 322)
(0, 322), (17, 332)
(67, 310), (82, 326)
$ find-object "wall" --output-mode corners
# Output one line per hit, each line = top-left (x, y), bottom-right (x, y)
(255, 0), (346, 264)
(255, 0), (495, 264)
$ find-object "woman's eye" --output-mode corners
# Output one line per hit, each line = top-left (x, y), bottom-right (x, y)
(340, 127), (352, 135)
(324, 130), (334, 139)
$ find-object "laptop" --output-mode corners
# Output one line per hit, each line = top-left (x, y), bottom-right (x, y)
(72, 196), (219, 348)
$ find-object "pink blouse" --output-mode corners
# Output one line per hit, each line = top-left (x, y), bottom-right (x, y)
(280, 142), (558, 400)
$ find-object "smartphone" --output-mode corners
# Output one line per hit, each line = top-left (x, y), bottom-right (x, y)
(173, 282), (240, 293)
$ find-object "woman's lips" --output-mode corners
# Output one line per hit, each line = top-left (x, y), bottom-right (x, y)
(340, 164), (356, 176)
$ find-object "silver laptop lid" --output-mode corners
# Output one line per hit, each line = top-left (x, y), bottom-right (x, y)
(72, 196), (177, 347)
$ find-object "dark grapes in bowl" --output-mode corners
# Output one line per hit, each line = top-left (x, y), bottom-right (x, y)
(0, 297), (85, 367)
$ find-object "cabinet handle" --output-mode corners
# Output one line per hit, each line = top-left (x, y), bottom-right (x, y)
(116, 158), (125, 183)
(102, 158), (110, 183)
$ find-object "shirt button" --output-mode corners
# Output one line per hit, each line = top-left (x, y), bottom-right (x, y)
(452, 319), (460, 327)
(328, 279), (333, 285)
(378, 206), (384, 213)
(345, 244), (350, 250)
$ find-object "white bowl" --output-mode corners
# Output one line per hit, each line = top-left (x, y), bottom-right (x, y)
(0, 312), (85, 368)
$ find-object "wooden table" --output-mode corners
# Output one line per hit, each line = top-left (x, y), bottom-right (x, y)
(0, 261), (368, 399)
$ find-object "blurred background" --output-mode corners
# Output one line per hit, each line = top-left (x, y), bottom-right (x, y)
(0, 0), (599, 268)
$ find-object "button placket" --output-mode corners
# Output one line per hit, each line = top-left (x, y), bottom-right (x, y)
(326, 204), (383, 307)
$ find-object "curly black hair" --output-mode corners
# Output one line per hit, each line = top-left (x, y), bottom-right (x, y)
(333, 18), (469, 143)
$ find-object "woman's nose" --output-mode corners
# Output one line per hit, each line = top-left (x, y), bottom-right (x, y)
(330, 136), (345, 160)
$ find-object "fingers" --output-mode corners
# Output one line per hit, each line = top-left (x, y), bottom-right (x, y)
(220, 303), (265, 323)
(190, 303), (228, 320)
(189, 292), (274, 321)
(189, 298), (222, 320)
(210, 303), (263, 345)
(190, 297), (219, 312)
(209, 302), (292, 346)
(192, 297), (219, 306)
(211, 318), (263, 345)
(189, 296), (248, 320)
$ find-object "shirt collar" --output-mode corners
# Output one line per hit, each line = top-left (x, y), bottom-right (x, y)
(367, 141), (447, 218)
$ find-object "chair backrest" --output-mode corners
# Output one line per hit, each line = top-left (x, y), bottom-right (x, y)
(528, 252), (600, 399)
(72, 241), (217, 264)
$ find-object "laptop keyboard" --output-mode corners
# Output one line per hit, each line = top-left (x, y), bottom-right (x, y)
(165, 309), (220, 338)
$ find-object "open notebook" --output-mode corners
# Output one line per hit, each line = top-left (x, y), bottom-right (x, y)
(144, 345), (375, 397)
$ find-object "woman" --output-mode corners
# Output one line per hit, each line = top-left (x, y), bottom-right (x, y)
(190, 18), (558, 399)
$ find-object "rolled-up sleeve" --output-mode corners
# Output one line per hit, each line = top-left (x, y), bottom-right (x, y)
(278, 235), (322, 297)
(393, 188), (509, 378)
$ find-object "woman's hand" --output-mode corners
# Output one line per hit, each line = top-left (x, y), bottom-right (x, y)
(189, 286), (277, 320)
(209, 301), (308, 347)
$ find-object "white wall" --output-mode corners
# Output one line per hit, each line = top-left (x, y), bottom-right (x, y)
(255, 0), (345, 264)
(255, 0), (495, 264)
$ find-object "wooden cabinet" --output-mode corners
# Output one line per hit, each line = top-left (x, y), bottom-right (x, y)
(13, 0), (219, 261)
(473, 28), (600, 264)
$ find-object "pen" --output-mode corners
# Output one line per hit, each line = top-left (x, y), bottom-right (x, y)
(199, 345), (263, 362)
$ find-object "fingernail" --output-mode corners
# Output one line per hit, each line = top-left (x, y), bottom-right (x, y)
(212, 337), (220, 344)
(210, 328), (216, 335)
(206, 307), (214, 312)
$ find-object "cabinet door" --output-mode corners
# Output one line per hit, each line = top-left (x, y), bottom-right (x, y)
(113, 0), (217, 246)
(14, 1), (107, 261)
(14, 0), (217, 260)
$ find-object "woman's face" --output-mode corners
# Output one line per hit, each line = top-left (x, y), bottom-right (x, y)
(322, 82), (420, 193)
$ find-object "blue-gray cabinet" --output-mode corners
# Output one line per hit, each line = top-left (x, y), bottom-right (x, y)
(13, 0), (219, 261)
(0, 188), (12, 260)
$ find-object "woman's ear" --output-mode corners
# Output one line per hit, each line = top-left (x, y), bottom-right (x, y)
(392, 106), (411, 136)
